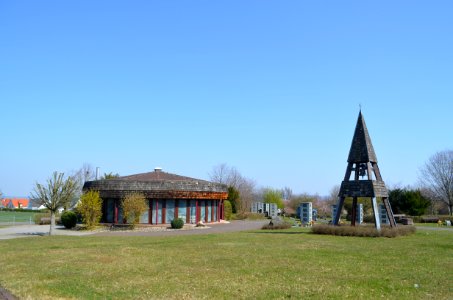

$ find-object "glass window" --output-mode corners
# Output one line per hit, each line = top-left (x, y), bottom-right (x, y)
(214, 202), (218, 222)
(150, 200), (155, 224)
(140, 200), (150, 223)
(207, 201), (212, 222)
(106, 199), (114, 223)
(151, 200), (162, 224)
(190, 200), (196, 224)
(200, 200), (206, 222)
(118, 204), (123, 224)
(166, 199), (175, 223)
(178, 200), (187, 223)
(157, 200), (162, 224)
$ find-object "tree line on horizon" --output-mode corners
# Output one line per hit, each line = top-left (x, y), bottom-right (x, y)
(208, 150), (453, 219)
(12, 149), (452, 235)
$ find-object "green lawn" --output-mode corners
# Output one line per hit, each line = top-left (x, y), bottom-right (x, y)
(0, 211), (36, 223)
(0, 228), (452, 299)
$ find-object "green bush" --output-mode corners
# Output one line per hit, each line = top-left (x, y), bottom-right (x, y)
(224, 200), (232, 220)
(311, 224), (416, 238)
(121, 192), (147, 227)
(363, 215), (376, 223)
(61, 211), (77, 229)
(171, 218), (184, 229)
(262, 221), (292, 230)
(77, 190), (103, 229)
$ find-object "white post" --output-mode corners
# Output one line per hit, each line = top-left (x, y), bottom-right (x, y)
(371, 197), (381, 231)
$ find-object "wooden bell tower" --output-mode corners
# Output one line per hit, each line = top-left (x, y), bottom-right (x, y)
(333, 111), (396, 229)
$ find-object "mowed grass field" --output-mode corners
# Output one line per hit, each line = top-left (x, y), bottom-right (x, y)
(0, 210), (36, 223)
(0, 228), (452, 299)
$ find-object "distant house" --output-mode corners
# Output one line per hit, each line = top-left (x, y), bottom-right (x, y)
(1, 198), (30, 209)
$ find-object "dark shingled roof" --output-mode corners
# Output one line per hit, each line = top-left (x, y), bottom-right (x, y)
(347, 111), (378, 163)
(82, 170), (228, 199)
(117, 171), (212, 183)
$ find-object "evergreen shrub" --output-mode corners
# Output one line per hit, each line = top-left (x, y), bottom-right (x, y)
(224, 200), (232, 220)
(61, 211), (77, 228)
(171, 218), (184, 229)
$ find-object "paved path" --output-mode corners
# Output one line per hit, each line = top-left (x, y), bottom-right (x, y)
(0, 224), (95, 240)
(415, 226), (453, 232)
(0, 220), (269, 240)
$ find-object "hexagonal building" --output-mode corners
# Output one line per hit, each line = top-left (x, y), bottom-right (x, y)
(83, 168), (228, 225)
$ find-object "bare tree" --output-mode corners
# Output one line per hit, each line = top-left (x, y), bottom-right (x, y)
(289, 193), (316, 211)
(31, 172), (78, 235)
(209, 164), (256, 214)
(419, 150), (453, 215)
(420, 187), (445, 215)
(282, 187), (293, 201)
(327, 185), (340, 205)
(236, 177), (256, 214)
(70, 163), (96, 208)
(73, 163), (95, 187)
(209, 163), (231, 185)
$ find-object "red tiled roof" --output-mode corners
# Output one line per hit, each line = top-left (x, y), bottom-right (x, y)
(1, 198), (29, 209)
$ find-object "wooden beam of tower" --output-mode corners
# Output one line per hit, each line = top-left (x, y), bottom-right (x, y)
(383, 198), (397, 227)
(351, 197), (357, 226)
(333, 197), (345, 225)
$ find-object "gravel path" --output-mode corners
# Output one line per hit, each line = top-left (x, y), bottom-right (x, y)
(93, 220), (269, 237)
(415, 226), (453, 232)
(0, 287), (16, 300)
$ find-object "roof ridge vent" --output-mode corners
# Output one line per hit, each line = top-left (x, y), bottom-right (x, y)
(154, 167), (163, 172)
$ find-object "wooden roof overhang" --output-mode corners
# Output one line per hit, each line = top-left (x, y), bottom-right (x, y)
(339, 180), (389, 198)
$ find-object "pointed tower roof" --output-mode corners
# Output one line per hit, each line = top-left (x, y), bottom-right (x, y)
(347, 111), (378, 163)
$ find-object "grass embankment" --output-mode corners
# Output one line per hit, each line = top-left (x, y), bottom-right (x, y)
(0, 228), (452, 299)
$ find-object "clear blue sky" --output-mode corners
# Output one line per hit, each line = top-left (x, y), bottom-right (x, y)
(1, 1), (452, 197)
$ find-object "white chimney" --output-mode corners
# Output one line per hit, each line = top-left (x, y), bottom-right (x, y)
(154, 167), (162, 172)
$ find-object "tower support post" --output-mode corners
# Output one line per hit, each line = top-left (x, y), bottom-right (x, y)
(371, 197), (381, 231)
(351, 197), (358, 226)
(333, 197), (345, 225)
